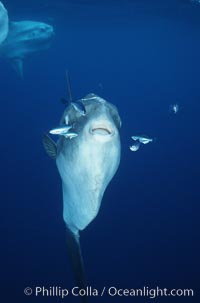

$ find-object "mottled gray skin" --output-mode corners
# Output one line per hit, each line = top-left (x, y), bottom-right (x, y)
(0, 1), (8, 45)
(0, 20), (54, 75)
(43, 94), (121, 299)
(56, 94), (121, 234)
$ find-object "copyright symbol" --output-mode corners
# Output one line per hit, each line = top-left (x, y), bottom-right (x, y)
(24, 287), (33, 296)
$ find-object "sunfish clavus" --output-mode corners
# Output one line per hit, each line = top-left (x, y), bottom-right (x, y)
(43, 93), (121, 300)
(0, 1), (8, 45)
(0, 20), (54, 76)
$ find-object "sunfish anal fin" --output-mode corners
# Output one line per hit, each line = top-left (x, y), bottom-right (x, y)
(42, 134), (57, 159)
(11, 58), (24, 78)
(66, 228), (88, 303)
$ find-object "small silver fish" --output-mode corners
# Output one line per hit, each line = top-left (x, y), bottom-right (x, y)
(63, 132), (78, 139)
(169, 104), (179, 114)
(132, 136), (153, 145)
(60, 98), (86, 116)
(71, 101), (86, 116)
(49, 125), (72, 135)
(130, 141), (140, 152)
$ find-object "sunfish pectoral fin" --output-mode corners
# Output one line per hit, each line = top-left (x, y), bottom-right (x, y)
(11, 58), (24, 78)
(66, 228), (88, 303)
(42, 133), (57, 159)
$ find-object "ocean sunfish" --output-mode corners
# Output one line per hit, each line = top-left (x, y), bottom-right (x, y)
(43, 93), (121, 300)
(0, 1), (8, 45)
(0, 20), (54, 76)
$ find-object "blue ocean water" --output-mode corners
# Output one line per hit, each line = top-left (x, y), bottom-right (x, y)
(1, 0), (200, 302)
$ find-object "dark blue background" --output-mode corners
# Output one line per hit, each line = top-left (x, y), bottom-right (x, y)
(0, 0), (200, 302)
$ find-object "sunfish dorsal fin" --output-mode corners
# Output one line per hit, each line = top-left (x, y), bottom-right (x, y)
(66, 70), (73, 102)
(43, 134), (57, 159)
(11, 58), (24, 78)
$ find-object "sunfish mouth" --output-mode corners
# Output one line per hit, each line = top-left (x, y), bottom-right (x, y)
(90, 125), (114, 136)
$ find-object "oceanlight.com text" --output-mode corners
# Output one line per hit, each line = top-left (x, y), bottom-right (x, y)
(24, 286), (194, 299)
